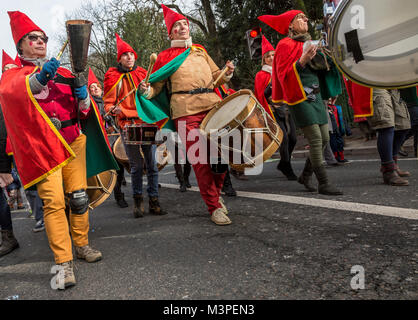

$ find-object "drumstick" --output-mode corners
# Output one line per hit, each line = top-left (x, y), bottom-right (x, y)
(144, 53), (157, 84)
(213, 65), (230, 88)
(56, 40), (68, 61)
(104, 88), (136, 117)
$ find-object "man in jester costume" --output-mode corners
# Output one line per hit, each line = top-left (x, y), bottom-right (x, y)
(139, 4), (235, 226)
(0, 11), (118, 289)
(104, 33), (167, 218)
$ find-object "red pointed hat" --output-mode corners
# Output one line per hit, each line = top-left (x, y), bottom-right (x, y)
(258, 10), (303, 35)
(2, 50), (16, 71)
(262, 35), (275, 57)
(8, 11), (45, 45)
(161, 4), (189, 35)
(88, 68), (100, 89)
(116, 33), (137, 62)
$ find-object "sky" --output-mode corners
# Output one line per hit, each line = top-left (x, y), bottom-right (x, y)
(0, 0), (99, 59)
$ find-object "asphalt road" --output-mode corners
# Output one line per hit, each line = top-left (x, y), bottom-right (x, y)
(0, 155), (417, 300)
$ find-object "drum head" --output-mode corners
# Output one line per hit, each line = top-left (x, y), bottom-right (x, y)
(329, 0), (418, 88)
(113, 136), (130, 172)
(202, 90), (254, 132)
(87, 170), (117, 209)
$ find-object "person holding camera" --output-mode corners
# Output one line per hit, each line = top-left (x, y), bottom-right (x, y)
(259, 10), (342, 195)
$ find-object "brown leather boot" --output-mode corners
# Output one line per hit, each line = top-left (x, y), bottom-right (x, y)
(149, 197), (167, 215)
(393, 156), (410, 177)
(0, 230), (19, 257)
(381, 162), (409, 186)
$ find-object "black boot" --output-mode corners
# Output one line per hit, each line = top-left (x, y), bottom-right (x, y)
(133, 194), (144, 218)
(222, 171), (237, 196)
(312, 165), (343, 195)
(277, 161), (297, 180)
(297, 158), (317, 192)
(183, 163), (192, 188)
(114, 183), (128, 208)
(149, 197), (167, 215)
(0, 230), (19, 257)
(174, 164), (187, 192)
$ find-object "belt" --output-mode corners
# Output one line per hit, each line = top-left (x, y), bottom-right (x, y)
(119, 117), (140, 121)
(172, 88), (214, 95)
(49, 117), (78, 130)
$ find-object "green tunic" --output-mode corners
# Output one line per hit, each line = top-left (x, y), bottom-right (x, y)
(400, 87), (418, 107)
(288, 62), (328, 128)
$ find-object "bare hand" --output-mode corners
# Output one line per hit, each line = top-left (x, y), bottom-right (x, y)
(0, 173), (13, 187)
(299, 45), (318, 67)
(225, 60), (235, 75)
(139, 81), (150, 95)
(111, 105), (122, 115)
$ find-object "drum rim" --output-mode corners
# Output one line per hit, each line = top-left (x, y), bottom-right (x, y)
(200, 89), (256, 134)
(328, 0), (418, 89)
(87, 169), (117, 210)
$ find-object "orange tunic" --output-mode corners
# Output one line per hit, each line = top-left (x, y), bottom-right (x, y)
(103, 66), (147, 128)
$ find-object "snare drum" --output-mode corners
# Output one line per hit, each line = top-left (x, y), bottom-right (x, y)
(122, 123), (159, 145)
(200, 89), (283, 171)
(328, 0), (418, 88)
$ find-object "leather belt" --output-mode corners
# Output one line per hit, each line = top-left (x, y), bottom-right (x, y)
(172, 88), (214, 95)
(49, 118), (77, 130)
(120, 117), (140, 121)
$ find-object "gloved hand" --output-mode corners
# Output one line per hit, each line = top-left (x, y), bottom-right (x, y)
(74, 85), (88, 100)
(36, 58), (60, 86)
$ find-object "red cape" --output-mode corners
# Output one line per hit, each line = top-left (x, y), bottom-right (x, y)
(343, 78), (373, 118)
(0, 66), (76, 188)
(103, 66), (147, 97)
(152, 44), (207, 72)
(254, 70), (275, 119)
(272, 37), (306, 105)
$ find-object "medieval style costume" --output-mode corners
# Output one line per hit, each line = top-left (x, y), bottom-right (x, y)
(259, 10), (343, 195)
(254, 35), (297, 180)
(104, 33), (166, 218)
(139, 4), (234, 225)
(88, 68), (128, 208)
(0, 11), (117, 289)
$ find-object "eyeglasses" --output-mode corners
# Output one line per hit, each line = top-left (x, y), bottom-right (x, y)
(26, 34), (49, 43)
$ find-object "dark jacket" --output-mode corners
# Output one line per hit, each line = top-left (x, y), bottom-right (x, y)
(0, 107), (12, 173)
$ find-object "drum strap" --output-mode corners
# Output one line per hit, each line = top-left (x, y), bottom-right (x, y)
(344, 29), (364, 63)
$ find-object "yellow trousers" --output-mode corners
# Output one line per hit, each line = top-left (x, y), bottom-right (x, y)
(37, 134), (89, 264)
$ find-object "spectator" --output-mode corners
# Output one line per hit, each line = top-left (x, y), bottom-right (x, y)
(399, 87), (418, 158)
(327, 97), (350, 163)
(0, 107), (19, 257)
(26, 188), (44, 232)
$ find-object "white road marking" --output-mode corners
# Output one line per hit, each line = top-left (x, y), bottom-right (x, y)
(159, 183), (418, 220)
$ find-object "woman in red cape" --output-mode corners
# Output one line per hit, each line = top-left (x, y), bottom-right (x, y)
(259, 10), (342, 195)
(254, 35), (298, 181)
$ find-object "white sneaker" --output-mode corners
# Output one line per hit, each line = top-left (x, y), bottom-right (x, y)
(218, 197), (228, 214)
(211, 208), (231, 225)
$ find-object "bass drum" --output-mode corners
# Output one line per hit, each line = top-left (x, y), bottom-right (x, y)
(86, 170), (117, 210)
(328, 0), (418, 88)
(113, 136), (131, 173)
(112, 136), (171, 174)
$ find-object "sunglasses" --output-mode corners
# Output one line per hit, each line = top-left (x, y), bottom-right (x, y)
(26, 34), (49, 43)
